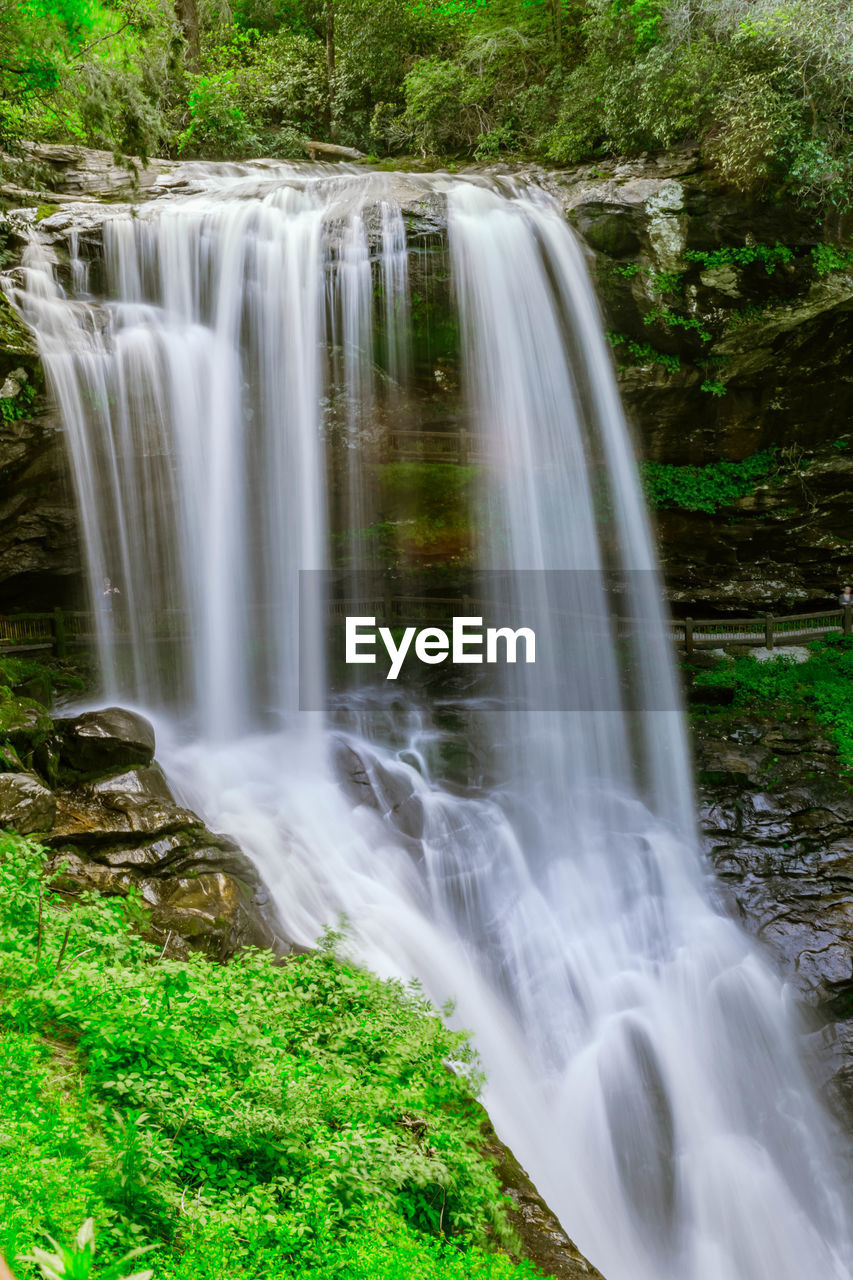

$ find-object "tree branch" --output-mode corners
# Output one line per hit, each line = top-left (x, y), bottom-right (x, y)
(70, 20), (131, 62)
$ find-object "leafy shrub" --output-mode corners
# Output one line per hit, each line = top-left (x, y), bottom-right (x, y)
(684, 242), (795, 274)
(178, 71), (260, 157)
(0, 836), (536, 1279)
(178, 30), (325, 158)
(607, 332), (681, 372)
(643, 447), (778, 513)
(811, 244), (853, 276)
(693, 636), (853, 770)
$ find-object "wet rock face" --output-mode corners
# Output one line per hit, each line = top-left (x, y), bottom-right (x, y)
(56, 706), (156, 775)
(0, 294), (79, 608)
(480, 1113), (605, 1279)
(695, 715), (853, 1115)
(0, 698), (289, 961)
(0, 772), (56, 834)
(540, 151), (853, 608)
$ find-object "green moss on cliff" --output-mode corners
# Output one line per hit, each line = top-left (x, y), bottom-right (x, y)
(643, 448), (779, 514)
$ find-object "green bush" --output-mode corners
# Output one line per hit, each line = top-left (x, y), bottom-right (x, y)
(0, 835), (538, 1279)
(4, 0), (852, 199)
(811, 243), (853, 276)
(693, 636), (853, 770)
(178, 30), (326, 158)
(643, 447), (778, 513)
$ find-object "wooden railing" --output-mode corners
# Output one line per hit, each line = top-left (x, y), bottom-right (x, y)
(384, 430), (490, 464)
(672, 606), (852, 654)
(1, 603), (851, 657)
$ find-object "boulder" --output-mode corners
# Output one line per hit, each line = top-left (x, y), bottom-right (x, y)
(1, 695), (53, 761)
(57, 707), (156, 775)
(0, 772), (56, 833)
(89, 764), (174, 801)
(48, 832), (285, 960)
(46, 789), (202, 845)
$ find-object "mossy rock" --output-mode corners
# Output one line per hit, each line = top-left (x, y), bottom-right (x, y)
(0, 689), (53, 763)
(0, 293), (36, 360)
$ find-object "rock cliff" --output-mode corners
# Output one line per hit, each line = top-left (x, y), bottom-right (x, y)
(695, 712), (853, 1121)
(2, 143), (852, 610)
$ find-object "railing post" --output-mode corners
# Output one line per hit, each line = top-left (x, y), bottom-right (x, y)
(845, 604), (852, 636)
(53, 607), (67, 659)
(685, 617), (694, 657)
(459, 429), (469, 466)
(765, 613), (775, 651)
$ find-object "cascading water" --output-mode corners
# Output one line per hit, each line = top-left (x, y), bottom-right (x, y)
(6, 163), (852, 1280)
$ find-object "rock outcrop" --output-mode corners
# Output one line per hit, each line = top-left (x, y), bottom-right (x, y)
(3, 143), (852, 610)
(541, 149), (853, 608)
(481, 1115), (604, 1279)
(0, 700), (286, 961)
(0, 294), (79, 608)
(695, 713), (853, 1117)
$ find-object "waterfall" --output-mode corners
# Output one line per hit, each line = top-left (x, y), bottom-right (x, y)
(6, 162), (852, 1280)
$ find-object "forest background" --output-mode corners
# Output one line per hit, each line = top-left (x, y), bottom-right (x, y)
(1, 0), (852, 216)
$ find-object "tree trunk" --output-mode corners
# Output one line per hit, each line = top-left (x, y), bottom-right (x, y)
(175, 0), (200, 70)
(546, 0), (563, 55)
(325, 0), (337, 138)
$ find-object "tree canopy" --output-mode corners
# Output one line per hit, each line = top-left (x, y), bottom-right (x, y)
(1, 0), (851, 212)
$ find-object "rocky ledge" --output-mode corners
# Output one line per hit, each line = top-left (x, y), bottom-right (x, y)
(695, 714), (853, 1117)
(0, 700), (284, 960)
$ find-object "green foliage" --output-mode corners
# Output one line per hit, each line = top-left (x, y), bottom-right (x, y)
(607, 332), (681, 372)
(0, 381), (36, 423)
(699, 378), (726, 397)
(693, 636), (853, 770)
(178, 29), (326, 157)
(608, 0), (666, 51)
(363, 462), (477, 563)
(684, 242), (795, 274)
(644, 306), (712, 342)
(0, 0), (180, 158)
(811, 243), (853, 276)
(647, 268), (683, 295)
(0, 835), (534, 1279)
(643, 447), (778, 513)
(21, 1217), (154, 1280)
(2, 0), (851, 201)
(724, 302), (771, 331)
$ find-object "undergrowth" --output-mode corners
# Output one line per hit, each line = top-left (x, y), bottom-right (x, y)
(642, 447), (778, 514)
(692, 635), (853, 770)
(0, 836), (537, 1280)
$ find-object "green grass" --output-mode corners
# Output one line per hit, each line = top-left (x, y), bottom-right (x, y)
(692, 635), (853, 771)
(0, 836), (540, 1280)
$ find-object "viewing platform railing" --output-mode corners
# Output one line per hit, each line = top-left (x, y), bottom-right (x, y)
(384, 430), (491, 464)
(1, 604), (851, 658)
(671, 607), (852, 654)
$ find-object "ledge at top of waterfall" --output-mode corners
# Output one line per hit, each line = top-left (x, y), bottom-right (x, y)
(5, 162), (853, 1280)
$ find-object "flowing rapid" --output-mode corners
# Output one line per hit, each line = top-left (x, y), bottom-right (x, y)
(6, 162), (852, 1279)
